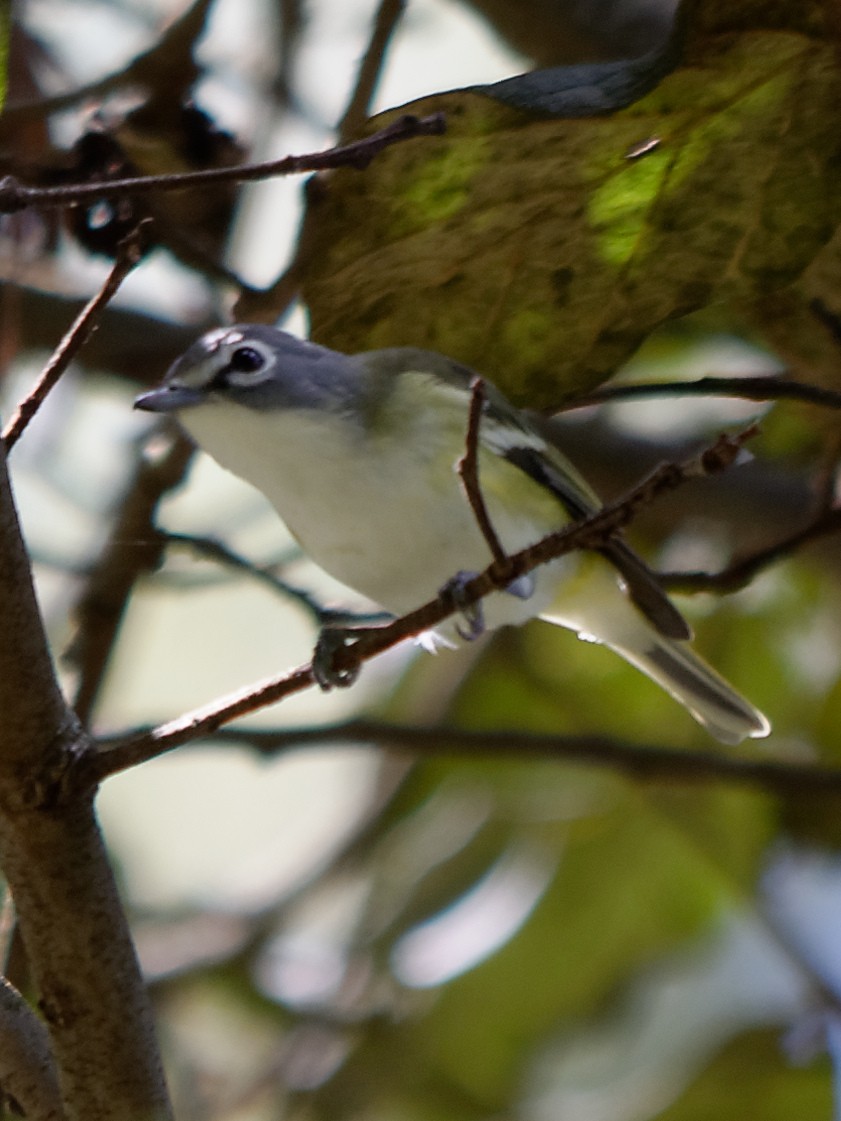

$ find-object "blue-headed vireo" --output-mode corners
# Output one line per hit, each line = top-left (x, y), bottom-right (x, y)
(135, 325), (770, 744)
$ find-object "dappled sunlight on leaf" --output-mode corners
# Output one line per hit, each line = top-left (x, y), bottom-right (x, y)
(303, 28), (841, 406)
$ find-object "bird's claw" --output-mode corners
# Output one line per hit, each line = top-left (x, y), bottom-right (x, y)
(442, 570), (486, 641)
(312, 627), (360, 690)
(505, 573), (535, 600)
(441, 567), (534, 641)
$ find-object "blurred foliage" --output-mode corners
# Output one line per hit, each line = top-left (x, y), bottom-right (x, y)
(655, 1030), (834, 1120)
(0, 2), (8, 112)
(2, 1), (841, 1120)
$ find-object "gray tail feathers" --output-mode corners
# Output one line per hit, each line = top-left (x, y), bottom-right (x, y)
(607, 631), (770, 745)
(540, 572), (769, 743)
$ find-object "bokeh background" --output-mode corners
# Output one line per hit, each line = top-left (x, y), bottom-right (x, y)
(3, 1), (841, 1118)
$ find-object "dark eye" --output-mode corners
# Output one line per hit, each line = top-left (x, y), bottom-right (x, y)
(228, 346), (266, 373)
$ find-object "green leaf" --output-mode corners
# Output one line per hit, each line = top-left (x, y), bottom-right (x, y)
(300, 25), (841, 407)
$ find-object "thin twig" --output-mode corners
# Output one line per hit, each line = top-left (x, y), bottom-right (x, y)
(82, 425), (757, 784)
(663, 502), (841, 594)
(161, 532), (391, 626)
(2, 227), (145, 449)
(456, 377), (507, 565)
(0, 0), (213, 124)
(235, 0), (408, 322)
(161, 532), (329, 623)
(151, 719), (841, 800)
(69, 433), (194, 726)
(561, 375), (841, 412)
(0, 113), (446, 215)
(233, 3), (419, 323)
(338, 0), (408, 140)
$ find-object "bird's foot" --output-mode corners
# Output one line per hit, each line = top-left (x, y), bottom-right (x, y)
(441, 571), (486, 641)
(312, 626), (361, 690)
(313, 609), (394, 689)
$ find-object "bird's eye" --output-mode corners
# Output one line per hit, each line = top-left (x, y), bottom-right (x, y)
(228, 346), (266, 374)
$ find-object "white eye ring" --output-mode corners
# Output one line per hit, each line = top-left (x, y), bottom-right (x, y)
(224, 339), (275, 386)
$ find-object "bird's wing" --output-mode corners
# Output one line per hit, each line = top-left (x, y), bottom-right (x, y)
(358, 348), (691, 642)
(484, 402), (692, 642)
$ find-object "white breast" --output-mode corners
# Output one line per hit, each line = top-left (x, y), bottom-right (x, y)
(179, 395), (573, 629)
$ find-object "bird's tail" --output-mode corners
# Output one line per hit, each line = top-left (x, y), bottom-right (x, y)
(540, 566), (770, 745)
(601, 626), (769, 744)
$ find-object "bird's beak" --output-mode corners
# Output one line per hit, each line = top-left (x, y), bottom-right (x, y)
(134, 383), (206, 412)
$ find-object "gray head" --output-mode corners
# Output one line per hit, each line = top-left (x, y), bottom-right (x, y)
(135, 324), (362, 415)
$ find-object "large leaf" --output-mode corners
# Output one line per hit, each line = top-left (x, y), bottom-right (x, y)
(298, 3), (841, 406)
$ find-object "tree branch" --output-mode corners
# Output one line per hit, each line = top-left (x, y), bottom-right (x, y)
(68, 432), (194, 726)
(0, 0), (214, 124)
(2, 229), (145, 449)
(562, 374), (841, 412)
(159, 532), (326, 622)
(0, 438), (172, 1118)
(456, 377), (508, 565)
(0, 113), (446, 214)
(338, 0), (408, 141)
(662, 471), (841, 593)
(0, 979), (65, 1121)
(158, 719), (841, 800)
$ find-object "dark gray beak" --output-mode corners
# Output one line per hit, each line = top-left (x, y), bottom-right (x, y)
(134, 384), (206, 412)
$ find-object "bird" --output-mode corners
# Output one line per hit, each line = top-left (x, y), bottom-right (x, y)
(135, 324), (770, 745)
